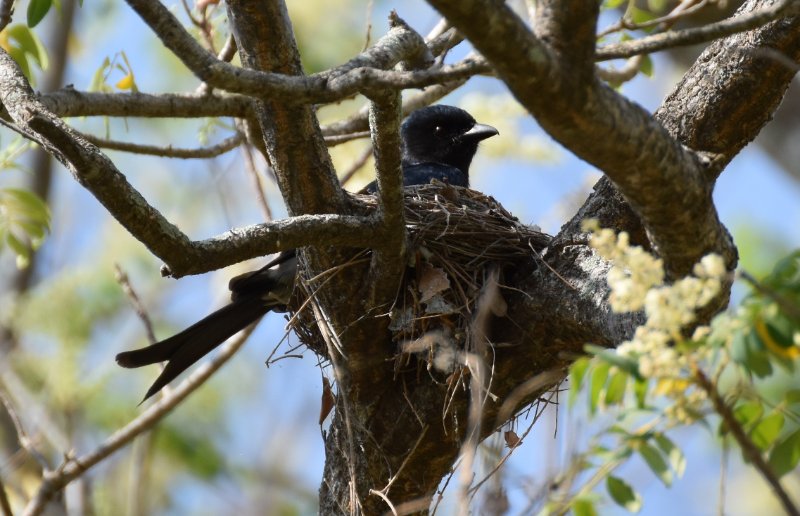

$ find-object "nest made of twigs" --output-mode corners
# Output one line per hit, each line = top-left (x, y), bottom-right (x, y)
(288, 183), (552, 369)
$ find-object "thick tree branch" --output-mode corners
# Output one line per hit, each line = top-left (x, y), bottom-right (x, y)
(159, 213), (379, 278)
(656, 0), (800, 173)
(225, 0), (343, 216)
(536, 0), (598, 81)
(426, 0), (734, 279)
(38, 89), (254, 118)
(0, 0), (12, 33)
(365, 91), (405, 307)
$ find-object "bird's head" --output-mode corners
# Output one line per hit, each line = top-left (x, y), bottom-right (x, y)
(400, 105), (498, 176)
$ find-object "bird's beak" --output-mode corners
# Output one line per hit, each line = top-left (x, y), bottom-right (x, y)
(461, 123), (499, 142)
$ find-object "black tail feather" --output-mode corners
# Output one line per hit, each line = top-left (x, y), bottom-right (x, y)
(116, 297), (272, 402)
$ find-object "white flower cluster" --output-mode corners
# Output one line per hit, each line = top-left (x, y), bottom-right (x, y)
(664, 389), (708, 424)
(581, 219), (664, 312)
(583, 219), (727, 384)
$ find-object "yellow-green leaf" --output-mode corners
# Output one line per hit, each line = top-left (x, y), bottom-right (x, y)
(606, 475), (642, 513)
(27, 0), (53, 28)
(768, 429), (800, 478)
(116, 72), (134, 90)
(751, 412), (785, 451)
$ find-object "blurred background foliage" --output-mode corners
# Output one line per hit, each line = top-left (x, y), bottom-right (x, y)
(0, 0), (797, 514)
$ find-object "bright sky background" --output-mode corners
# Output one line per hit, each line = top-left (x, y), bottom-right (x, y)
(4, 1), (799, 514)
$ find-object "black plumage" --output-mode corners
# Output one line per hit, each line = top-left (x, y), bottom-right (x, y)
(116, 105), (497, 401)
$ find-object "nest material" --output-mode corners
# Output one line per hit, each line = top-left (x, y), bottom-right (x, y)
(288, 183), (552, 366)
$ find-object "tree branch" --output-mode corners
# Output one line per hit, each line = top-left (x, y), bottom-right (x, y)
(20, 327), (257, 516)
(39, 89), (253, 118)
(365, 91), (405, 307)
(0, 48), (377, 278)
(124, 0), (483, 104)
(82, 131), (244, 159)
(159, 213), (379, 278)
(693, 366), (799, 516)
(426, 0), (734, 280)
(0, 0), (12, 33)
(597, 0), (800, 61)
(655, 0), (800, 173)
(225, 0), (344, 217)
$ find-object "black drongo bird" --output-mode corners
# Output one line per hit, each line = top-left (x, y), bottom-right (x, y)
(116, 105), (498, 401)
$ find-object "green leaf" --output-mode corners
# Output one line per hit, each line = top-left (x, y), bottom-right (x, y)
(89, 56), (111, 92)
(768, 429), (800, 478)
(762, 251), (800, 297)
(785, 389), (800, 404)
(765, 314), (795, 348)
(6, 24), (49, 70)
(745, 329), (773, 378)
(653, 433), (686, 479)
(569, 356), (591, 406)
(730, 330), (749, 365)
(606, 475), (642, 513)
(633, 378), (648, 409)
(585, 344), (642, 380)
(573, 497), (599, 516)
(639, 55), (654, 78)
(6, 231), (29, 260)
(4, 188), (50, 222)
(732, 401), (764, 432)
(751, 412), (785, 451)
(603, 0), (627, 9)
(629, 7), (657, 28)
(7, 46), (32, 82)
(605, 370), (628, 406)
(27, 0), (53, 28)
(156, 425), (223, 479)
(638, 442), (672, 486)
(0, 187), (50, 265)
(589, 362), (610, 414)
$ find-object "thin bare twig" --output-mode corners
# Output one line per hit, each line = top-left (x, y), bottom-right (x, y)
(597, 0), (710, 38)
(469, 389), (558, 500)
(693, 366), (799, 516)
(20, 326), (256, 516)
(494, 369), (565, 427)
(0, 368), (68, 461)
(82, 132), (244, 159)
(237, 124), (272, 221)
(595, 55), (644, 85)
(114, 264), (157, 345)
(0, 389), (49, 471)
(597, 0), (800, 60)
(739, 270), (800, 321)
(339, 145), (374, 187)
(324, 131), (372, 146)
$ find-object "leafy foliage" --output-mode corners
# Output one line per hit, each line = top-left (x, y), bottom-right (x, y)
(0, 23), (48, 83)
(556, 246), (800, 515)
(0, 187), (50, 268)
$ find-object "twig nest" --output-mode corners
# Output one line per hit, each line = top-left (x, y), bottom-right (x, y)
(289, 183), (551, 368)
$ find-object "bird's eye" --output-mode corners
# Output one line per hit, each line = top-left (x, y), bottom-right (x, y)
(434, 126), (443, 134)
